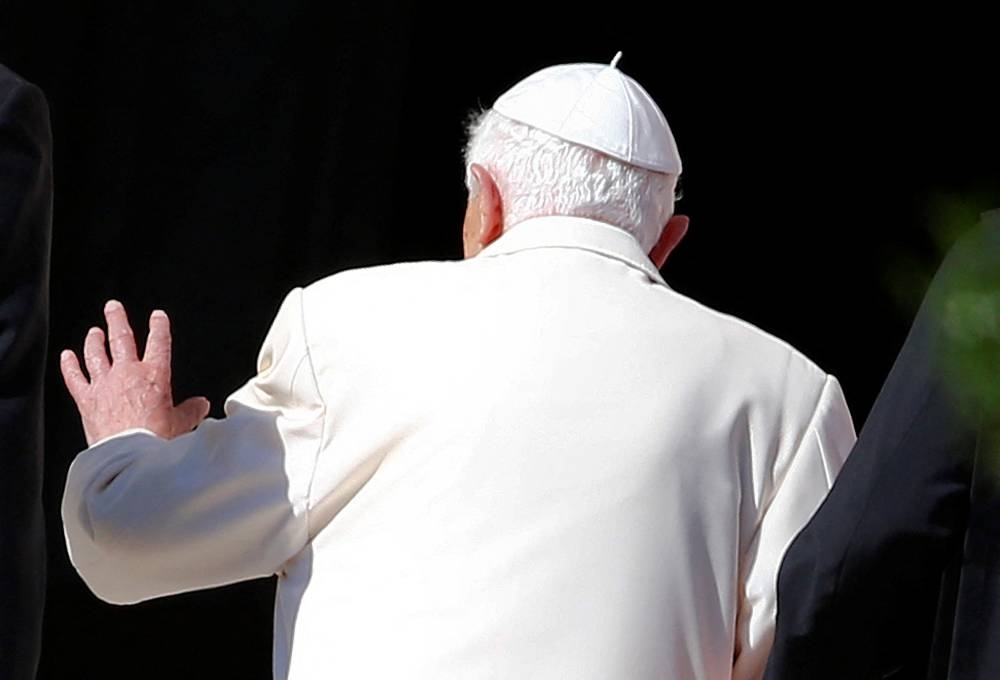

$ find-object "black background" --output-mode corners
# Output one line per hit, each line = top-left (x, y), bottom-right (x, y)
(2, 2), (998, 678)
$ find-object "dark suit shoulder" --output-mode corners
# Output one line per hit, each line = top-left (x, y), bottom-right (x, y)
(0, 64), (47, 117)
(0, 66), (51, 172)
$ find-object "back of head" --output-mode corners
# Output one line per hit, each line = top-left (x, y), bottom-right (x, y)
(464, 56), (682, 252)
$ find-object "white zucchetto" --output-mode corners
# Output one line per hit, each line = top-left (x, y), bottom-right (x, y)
(493, 52), (682, 174)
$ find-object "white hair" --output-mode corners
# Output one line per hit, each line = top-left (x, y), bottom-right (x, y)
(463, 109), (677, 252)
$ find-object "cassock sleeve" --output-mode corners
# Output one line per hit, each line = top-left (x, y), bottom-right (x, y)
(732, 375), (856, 680)
(62, 287), (325, 604)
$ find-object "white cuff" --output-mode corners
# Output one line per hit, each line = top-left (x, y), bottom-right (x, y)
(86, 427), (161, 450)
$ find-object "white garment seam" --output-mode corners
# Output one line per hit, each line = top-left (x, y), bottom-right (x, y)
(294, 286), (329, 540)
(744, 373), (833, 554)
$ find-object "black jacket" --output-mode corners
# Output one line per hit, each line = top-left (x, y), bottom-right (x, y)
(0, 63), (52, 680)
(764, 212), (1000, 680)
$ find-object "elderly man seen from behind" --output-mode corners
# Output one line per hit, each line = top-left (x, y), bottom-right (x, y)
(60, 55), (855, 680)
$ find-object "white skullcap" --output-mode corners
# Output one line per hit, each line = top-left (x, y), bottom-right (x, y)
(493, 52), (682, 174)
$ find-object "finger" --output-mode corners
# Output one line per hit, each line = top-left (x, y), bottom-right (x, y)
(104, 299), (138, 363)
(172, 397), (211, 437)
(143, 309), (172, 380)
(83, 327), (110, 378)
(59, 350), (90, 403)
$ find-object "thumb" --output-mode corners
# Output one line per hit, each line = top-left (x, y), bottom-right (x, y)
(171, 396), (211, 436)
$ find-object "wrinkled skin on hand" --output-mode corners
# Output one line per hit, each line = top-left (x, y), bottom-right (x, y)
(61, 300), (210, 446)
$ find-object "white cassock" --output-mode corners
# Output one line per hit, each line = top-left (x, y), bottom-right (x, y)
(63, 215), (856, 680)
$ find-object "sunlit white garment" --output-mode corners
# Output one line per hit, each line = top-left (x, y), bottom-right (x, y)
(63, 215), (856, 680)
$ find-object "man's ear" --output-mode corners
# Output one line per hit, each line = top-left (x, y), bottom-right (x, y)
(648, 214), (689, 269)
(469, 163), (503, 247)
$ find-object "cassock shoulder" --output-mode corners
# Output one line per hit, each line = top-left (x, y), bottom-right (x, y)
(297, 258), (476, 331)
(660, 287), (837, 408)
(301, 258), (463, 300)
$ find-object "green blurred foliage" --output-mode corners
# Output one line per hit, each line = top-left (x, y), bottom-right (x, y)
(887, 193), (999, 461)
(927, 198), (1000, 462)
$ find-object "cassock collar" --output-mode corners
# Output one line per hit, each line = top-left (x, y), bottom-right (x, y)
(477, 215), (668, 287)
